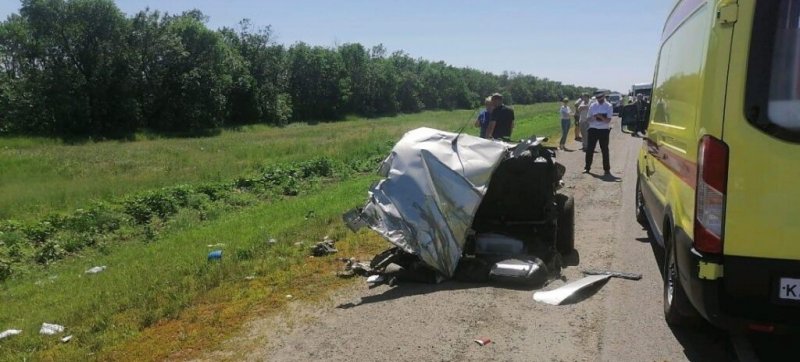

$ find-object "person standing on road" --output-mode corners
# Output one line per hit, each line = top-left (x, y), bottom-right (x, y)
(559, 98), (573, 150)
(576, 93), (591, 150)
(485, 93), (515, 140)
(573, 97), (582, 141)
(474, 96), (494, 138)
(584, 90), (614, 175)
(633, 93), (650, 137)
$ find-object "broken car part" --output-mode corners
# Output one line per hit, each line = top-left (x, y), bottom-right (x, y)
(581, 269), (643, 280)
(489, 258), (549, 286)
(532, 274), (612, 305)
(344, 127), (568, 280)
(39, 323), (65, 335)
(0, 329), (22, 340)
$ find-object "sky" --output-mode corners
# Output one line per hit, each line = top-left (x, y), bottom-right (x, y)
(0, 0), (674, 93)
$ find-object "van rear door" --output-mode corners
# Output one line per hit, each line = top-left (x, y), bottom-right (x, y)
(723, 0), (800, 261)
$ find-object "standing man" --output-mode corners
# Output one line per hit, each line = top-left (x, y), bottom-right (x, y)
(573, 97), (582, 141)
(474, 96), (494, 138)
(584, 90), (614, 175)
(576, 93), (591, 150)
(485, 93), (515, 140)
(633, 93), (650, 137)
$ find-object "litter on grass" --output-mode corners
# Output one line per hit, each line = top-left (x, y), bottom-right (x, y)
(0, 329), (22, 340)
(311, 237), (338, 256)
(39, 323), (64, 335)
(85, 266), (107, 274)
(208, 250), (223, 261)
(61, 335), (73, 343)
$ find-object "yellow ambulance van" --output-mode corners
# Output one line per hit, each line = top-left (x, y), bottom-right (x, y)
(636, 0), (800, 333)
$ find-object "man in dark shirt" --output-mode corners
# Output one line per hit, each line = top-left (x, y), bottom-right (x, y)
(486, 93), (515, 140)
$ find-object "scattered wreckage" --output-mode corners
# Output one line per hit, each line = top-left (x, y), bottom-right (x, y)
(343, 127), (574, 286)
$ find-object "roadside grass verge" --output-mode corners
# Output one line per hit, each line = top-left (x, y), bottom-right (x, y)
(0, 103), (559, 221)
(1, 177), (384, 361)
(0, 103), (560, 360)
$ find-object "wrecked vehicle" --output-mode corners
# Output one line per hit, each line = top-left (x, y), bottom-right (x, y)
(344, 127), (573, 285)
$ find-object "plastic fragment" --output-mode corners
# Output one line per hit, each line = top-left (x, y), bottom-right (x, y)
(39, 323), (64, 335)
(0, 329), (22, 340)
(85, 266), (107, 274)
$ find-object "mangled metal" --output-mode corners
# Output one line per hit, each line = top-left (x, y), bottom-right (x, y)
(532, 274), (611, 305)
(345, 127), (569, 282)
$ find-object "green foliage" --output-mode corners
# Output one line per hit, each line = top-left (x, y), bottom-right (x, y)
(0, 1), (594, 139)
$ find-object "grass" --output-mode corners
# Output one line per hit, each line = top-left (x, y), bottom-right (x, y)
(0, 103), (560, 221)
(0, 103), (560, 360)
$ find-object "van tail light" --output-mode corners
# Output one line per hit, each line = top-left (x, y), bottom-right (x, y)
(694, 136), (729, 254)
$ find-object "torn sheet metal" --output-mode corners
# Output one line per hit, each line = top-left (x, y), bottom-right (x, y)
(354, 127), (511, 277)
(532, 274), (612, 305)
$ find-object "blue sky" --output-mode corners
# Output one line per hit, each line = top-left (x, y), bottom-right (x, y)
(1, 0), (674, 93)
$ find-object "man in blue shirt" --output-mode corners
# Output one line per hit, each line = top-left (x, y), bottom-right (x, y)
(474, 96), (494, 138)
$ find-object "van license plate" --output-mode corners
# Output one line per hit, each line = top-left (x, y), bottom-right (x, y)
(778, 278), (800, 301)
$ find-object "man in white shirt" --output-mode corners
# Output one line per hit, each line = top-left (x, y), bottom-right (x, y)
(584, 90), (614, 175)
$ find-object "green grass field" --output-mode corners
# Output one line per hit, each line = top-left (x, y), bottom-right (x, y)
(0, 103), (560, 360)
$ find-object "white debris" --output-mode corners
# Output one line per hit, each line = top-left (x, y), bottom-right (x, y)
(366, 275), (384, 284)
(285, 294), (293, 299)
(207, 243), (226, 248)
(84, 266), (107, 274)
(268, 238), (277, 244)
(61, 335), (73, 343)
(39, 323), (64, 335)
(0, 329), (22, 340)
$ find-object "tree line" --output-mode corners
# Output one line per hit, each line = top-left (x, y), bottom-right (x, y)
(0, 0), (596, 139)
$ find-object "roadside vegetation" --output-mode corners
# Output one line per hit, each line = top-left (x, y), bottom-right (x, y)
(0, 0), (594, 140)
(0, 104), (559, 361)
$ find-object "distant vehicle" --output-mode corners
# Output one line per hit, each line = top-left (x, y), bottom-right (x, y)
(607, 92), (623, 114)
(636, 0), (800, 334)
(630, 83), (652, 100)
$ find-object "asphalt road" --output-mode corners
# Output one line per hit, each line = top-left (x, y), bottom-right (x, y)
(203, 118), (794, 362)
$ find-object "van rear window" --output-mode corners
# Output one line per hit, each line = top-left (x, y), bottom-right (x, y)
(746, 0), (800, 141)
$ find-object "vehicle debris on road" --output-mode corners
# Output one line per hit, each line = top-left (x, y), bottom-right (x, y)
(343, 127), (571, 286)
(532, 275), (611, 305)
(581, 268), (642, 280)
(474, 338), (492, 346)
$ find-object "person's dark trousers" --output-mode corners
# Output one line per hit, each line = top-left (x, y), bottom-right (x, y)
(585, 128), (611, 172)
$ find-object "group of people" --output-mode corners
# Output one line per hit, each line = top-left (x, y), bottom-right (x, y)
(473, 93), (515, 140)
(473, 90), (649, 177)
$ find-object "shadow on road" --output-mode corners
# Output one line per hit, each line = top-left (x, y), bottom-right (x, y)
(336, 281), (495, 310)
(586, 171), (622, 182)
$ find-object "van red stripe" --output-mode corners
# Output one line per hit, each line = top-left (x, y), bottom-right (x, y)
(645, 137), (697, 189)
(662, 0), (706, 42)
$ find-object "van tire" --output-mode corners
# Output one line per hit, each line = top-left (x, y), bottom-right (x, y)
(663, 229), (700, 326)
(556, 194), (575, 255)
(635, 175), (648, 227)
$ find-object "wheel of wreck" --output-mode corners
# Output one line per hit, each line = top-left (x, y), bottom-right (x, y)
(555, 194), (574, 255)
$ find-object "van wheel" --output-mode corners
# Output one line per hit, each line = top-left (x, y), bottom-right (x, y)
(635, 175), (648, 227)
(663, 230), (699, 326)
(555, 194), (574, 255)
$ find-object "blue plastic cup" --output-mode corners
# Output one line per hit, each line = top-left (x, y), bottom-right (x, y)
(208, 250), (223, 261)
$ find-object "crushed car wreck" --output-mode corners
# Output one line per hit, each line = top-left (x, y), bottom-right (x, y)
(344, 127), (573, 285)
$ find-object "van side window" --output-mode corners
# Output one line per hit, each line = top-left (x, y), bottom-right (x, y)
(651, 5), (711, 128)
(746, 0), (800, 141)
